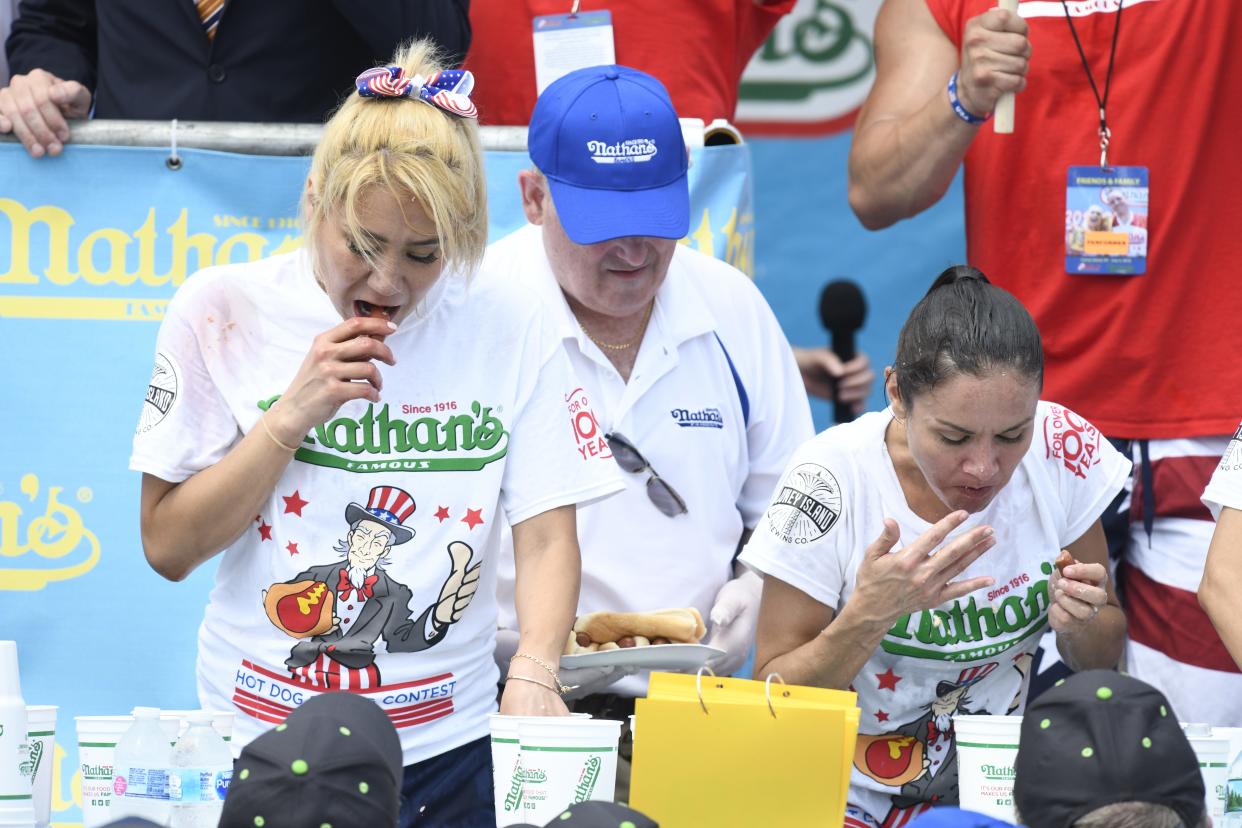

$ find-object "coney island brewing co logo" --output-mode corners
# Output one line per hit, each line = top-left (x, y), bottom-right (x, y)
(767, 463), (843, 544)
(137, 352), (178, 434)
(736, 0), (883, 135)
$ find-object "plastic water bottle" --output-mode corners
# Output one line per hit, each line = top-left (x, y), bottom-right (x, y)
(169, 711), (232, 828)
(1224, 745), (1242, 828)
(112, 706), (172, 824)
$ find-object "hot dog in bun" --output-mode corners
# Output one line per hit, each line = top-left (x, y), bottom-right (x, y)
(563, 607), (705, 654)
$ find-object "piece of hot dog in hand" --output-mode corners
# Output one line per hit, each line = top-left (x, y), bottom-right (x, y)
(1049, 548), (1108, 637)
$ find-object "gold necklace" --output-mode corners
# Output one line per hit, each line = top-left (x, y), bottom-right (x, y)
(578, 301), (653, 352)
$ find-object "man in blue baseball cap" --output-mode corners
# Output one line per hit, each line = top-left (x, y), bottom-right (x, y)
(482, 63), (815, 797)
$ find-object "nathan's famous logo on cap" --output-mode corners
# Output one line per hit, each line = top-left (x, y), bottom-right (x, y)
(573, 755), (603, 803)
(587, 138), (658, 165)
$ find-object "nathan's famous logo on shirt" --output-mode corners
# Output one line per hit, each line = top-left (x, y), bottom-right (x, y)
(1043, 405), (1101, 480)
(257, 398), (507, 473)
(767, 463), (842, 544)
(670, 407), (724, 429)
(883, 562), (1053, 662)
(587, 138), (657, 164)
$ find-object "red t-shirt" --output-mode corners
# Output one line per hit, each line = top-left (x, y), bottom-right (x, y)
(925, 0), (1242, 439)
(463, 0), (795, 125)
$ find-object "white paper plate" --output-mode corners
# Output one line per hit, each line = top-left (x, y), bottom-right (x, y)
(560, 643), (724, 672)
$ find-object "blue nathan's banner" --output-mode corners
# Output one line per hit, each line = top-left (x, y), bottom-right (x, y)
(0, 141), (752, 826)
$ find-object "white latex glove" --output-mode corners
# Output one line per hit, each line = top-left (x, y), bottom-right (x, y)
(494, 627), (633, 700)
(704, 569), (763, 676)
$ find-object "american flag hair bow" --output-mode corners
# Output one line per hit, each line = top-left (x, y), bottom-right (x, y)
(355, 66), (477, 119)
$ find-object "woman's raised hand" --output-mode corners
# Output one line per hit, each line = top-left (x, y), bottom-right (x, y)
(265, 316), (397, 445)
(851, 511), (997, 625)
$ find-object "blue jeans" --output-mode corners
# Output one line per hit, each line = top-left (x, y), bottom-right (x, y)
(399, 735), (495, 828)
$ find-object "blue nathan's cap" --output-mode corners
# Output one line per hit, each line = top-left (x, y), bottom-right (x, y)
(528, 64), (689, 245)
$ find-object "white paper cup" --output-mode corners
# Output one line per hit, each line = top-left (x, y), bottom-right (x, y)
(489, 714), (545, 827)
(517, 718), (622, 824)
(954, 714), (1022, 822)
(22, 705), (56, 828)
(75, 715), (132, 828)
(1183, 724), (1230, 820)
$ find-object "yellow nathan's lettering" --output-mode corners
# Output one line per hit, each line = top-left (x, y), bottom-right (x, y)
(216, 232), (269, 264)
(52, 742), (76, 813)
(269, 235), (303, 257)
(720, 208), (754, 276)
(213, 214), (261, 228)
(165, 210), (215, 285)
(0, 472), (101, 590)
(689, 208), (714, 255)
(78, 227), (136, 286)
(0, 198), (76, 285)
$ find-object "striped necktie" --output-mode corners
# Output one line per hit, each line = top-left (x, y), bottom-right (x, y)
(196, 0), (225, 40)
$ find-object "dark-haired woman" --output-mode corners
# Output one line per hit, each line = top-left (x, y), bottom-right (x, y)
(740, 267), (1129, 826)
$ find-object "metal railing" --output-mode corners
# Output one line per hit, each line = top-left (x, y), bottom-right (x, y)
(0, 116), (734, 157)
(0, 120), (531, 155)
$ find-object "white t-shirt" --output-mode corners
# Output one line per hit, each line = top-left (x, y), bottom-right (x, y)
(740, 402), (1130, 820)
(130, 250), (621, 765)
(1203, 422), (1242, 520)
(486, 225), (815, 695)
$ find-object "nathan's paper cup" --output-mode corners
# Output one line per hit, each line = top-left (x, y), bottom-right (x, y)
(23, 705), (56, 828)
(1183, 723), (1230, 820)
(489, 714), (546, 827)
(488, 713), (591, 827)
(75, 715), (132, 828)
(162, 709), (235, 742)
(517, 718), (623, 824)
(954, 714), (1022, 822)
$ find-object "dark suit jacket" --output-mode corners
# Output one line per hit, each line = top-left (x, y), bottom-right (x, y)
(285, 560), (445, 671)
(6, 0), (470, 122)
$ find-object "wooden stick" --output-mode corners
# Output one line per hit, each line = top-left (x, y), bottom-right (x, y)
(993, 0), (1019, 134)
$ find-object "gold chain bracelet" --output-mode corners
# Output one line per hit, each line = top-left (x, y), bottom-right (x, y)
(510, 652), (571, 695)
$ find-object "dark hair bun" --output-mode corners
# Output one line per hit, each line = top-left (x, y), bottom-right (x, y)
(927, 264), (990, 296)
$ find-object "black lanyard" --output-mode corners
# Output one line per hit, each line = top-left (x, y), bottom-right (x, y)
(1061, 0), (1124, 166)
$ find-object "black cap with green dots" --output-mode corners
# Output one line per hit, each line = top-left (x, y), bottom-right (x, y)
(219, 692), (403, 828)
(535, 801), (659, 828)
(1013, 670), (1204, 828)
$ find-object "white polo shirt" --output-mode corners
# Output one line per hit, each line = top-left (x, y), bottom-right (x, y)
(486, 224), (815, 695)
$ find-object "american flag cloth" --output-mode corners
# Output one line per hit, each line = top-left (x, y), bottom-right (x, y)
(1121, 434), (1242, 726)
(354, 66), (478, 119)
(195, 0), (225, 40)
(293, 653), (382, 690)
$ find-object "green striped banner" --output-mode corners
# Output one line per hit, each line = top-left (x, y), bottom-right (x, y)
(521, 745), (615, 753)
(957, 742), (1019, 749)
(0, 794), (33, 801)
(79, 741), (118, 748)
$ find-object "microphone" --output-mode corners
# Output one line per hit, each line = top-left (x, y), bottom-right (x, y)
(818, 279), (868, 424)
